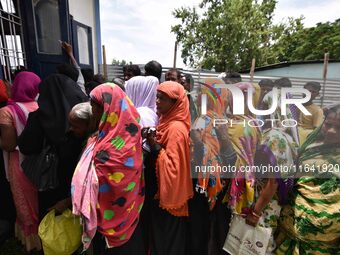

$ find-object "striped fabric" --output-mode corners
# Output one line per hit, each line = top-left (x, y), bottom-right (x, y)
(275, 143), (340, 255)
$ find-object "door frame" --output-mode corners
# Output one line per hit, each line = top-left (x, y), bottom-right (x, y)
(71, 18), (94, 70)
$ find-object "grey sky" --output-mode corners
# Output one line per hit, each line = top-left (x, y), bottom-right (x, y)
(100, 0), (340, 68)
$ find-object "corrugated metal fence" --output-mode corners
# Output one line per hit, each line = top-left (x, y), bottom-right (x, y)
(99, 64), (340, 107)
(241, 75), (340, 107)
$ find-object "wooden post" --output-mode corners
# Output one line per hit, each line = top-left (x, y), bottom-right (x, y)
(173, 41), (178, 68)
(198, 62), (202, 80)
(250, 58), (256, 83)
(321, 52), (329, 107)
(102, 45), (108, 81)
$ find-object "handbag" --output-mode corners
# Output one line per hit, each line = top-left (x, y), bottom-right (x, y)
(223, 214), (272, 255)
(21, 139), (59, 191)
(39, 209), (82, 255)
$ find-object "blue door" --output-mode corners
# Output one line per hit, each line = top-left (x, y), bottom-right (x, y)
(20, 0), (71, 79)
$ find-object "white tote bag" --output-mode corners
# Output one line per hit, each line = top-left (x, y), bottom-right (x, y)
(223, 215), (272, 255)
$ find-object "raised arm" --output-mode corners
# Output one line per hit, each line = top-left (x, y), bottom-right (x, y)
(61, 42), (86, 95)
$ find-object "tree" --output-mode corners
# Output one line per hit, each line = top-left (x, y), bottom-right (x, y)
(282, 19), (340, 61)
(171, 0), (303, 72)
(111, 58), (133, 65)
(269, 17), (305, 62)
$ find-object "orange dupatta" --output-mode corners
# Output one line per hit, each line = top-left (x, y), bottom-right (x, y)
(193, 78), (229, 210)
(156, 81), (193, 216)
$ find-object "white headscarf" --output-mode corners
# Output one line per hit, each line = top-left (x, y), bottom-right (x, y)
(125, 76), (159, 127)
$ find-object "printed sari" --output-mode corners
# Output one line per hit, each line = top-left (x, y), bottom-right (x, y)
(261, 87), (298, 206)
(193, 78), (229, 210)
(276, 127), (340, 255)
(223, 82), (261, 214)
(256, 85), (297, 253)
(224, 115), (261, 214)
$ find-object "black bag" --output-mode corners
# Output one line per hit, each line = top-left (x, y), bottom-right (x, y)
(21, 140), (59, 191)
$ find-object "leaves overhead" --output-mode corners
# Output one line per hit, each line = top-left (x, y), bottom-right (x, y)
(278, 19), (340, 61)
(171, 0), (339, 72)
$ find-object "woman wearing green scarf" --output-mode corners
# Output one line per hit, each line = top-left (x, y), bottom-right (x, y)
(275, 104), (340, 255)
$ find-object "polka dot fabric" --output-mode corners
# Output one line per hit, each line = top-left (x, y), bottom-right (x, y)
(90, 83), (144, 247)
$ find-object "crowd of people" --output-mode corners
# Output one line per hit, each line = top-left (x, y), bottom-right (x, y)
(0, 43), (339, 255)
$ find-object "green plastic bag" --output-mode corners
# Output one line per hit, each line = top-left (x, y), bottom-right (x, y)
(38, 209), (82, 255)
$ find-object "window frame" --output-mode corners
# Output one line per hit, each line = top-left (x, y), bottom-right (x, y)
(31, 0), (63, 55)
(71, 19), (93, 69)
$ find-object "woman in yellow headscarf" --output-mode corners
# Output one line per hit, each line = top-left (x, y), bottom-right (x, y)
(224, 82), (261, 214)
(224, 82), (291, 254)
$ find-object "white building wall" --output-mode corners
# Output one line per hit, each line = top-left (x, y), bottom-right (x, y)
(68, 0), (99, 73)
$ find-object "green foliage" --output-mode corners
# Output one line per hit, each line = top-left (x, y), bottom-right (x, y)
(279, 19), (340, 61)
(270, 17), (305, 62)
(171, 0), (339, 72)
(172, 0), (283, 71)
(111, 58), (132, 65)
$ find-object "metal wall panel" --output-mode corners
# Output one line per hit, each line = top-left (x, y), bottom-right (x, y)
(99, 65), (340, 107)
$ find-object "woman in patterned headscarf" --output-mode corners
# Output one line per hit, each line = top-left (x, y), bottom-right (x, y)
(276, 104), (340, 255)
(72, 83), (145, 254)
(225, 82), (293, 253)
(224, 82), (261, 215)
(225, 82), (296, 254)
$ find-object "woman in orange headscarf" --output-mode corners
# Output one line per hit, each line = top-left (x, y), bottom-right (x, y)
(146, 81), (193, 255)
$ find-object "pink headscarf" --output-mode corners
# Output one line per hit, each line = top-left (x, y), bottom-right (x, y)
(7, 71), (41, 125)
(11, 71), (40, 102)
(71, 138), (98, 250)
